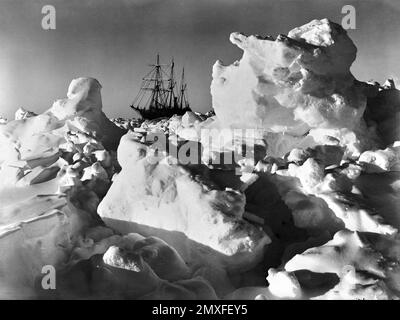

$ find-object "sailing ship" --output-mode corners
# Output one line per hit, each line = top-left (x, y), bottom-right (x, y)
(130, 54), (191, 120)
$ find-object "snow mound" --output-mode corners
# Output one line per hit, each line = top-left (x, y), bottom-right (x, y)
(46, 77), (125, 150)
(98, 132), (270, 273)
(15, 107), (37, 120)
(272, 153), (397, 236)
(0, 77), (123, 298)
(283, 230), (400, 299)
(99, 234), (217, 299)
(211, 19), (375, 156)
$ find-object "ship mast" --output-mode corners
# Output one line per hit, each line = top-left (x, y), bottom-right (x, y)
(166, 58), (176, 109)
(144, 54), (169, 109)
(178, 68), (189, 109)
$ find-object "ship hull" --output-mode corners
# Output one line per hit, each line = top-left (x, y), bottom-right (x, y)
(131, 105), (191, 120)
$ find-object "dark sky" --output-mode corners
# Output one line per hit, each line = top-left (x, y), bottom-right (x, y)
(1, 0), (400, 119)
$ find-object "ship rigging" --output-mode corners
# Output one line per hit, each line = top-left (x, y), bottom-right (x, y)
(130, 54), (191, 119)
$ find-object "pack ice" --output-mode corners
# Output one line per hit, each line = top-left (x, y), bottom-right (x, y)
(1, 18), (400, 300)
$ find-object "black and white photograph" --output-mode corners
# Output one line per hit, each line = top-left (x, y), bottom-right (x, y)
(0, 0), (400, 306)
